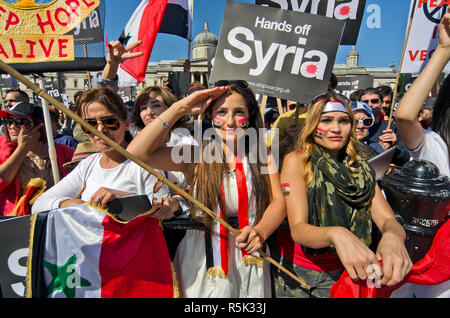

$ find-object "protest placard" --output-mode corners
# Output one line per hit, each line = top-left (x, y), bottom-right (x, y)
(210, 1), (345, 104)
(255, 0), (366, 45)
(400, 0), (450, 74)
(0, 215), (31, 298)
(0, 0), (105, 73)
(335, 74), (373, 98)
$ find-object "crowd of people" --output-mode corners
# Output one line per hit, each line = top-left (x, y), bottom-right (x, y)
(0, 9), (449, 300)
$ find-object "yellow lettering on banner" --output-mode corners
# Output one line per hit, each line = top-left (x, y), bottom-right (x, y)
(0, 34), (74, 63)
(0, 0), (99, 35)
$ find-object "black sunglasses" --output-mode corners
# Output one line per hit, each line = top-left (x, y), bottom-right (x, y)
(82, 116), (121, 134)
(355, 117), (374, 128)
(214, 80), (249, 89)
(361, 98), (380, 104)
(3, 117), (33, 129)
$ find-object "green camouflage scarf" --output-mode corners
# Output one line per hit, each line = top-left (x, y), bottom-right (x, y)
(306, 146), (375, 256)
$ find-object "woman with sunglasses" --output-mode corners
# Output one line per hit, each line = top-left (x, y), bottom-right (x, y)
(395, 9), (450, 178)
(32, 87), (178, 220)
(350, 101), (379, 159)
(273, 93), (411, 298)
(0, 102), (74, 216)
(126, 81), (285, 298)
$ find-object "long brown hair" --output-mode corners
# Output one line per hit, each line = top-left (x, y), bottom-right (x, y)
(191, 83), (271, 231)
(298, 92), (363, 186)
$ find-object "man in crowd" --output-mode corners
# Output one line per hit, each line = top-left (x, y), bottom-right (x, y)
(359, 87), (410, 165)
(1, 89), (30, 136)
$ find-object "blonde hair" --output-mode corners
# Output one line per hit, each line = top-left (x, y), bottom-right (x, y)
(297, 93), (364, 186)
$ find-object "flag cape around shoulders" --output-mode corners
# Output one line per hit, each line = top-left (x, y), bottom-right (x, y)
(330, 220), (450, 298)
(118, 0), (169, 87)
(26, 203), (176, 298)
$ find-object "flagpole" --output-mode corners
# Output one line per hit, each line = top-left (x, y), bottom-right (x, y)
(388, 0), (417, 130)
(187, 0), (194, 61)
(0, 59), (311, 293)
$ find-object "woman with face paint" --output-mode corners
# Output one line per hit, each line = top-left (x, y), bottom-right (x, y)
(274, 92), (412, 298)
(127, 81), (285, 298)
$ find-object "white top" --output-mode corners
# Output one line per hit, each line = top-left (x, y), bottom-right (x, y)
(31, 153), (169, 213)
(409, 130), (450, 178)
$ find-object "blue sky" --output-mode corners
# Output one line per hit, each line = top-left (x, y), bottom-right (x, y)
(104, 0), (412, 69)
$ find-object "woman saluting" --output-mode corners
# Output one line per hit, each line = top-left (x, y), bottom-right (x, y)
(127, 81), (285, 298)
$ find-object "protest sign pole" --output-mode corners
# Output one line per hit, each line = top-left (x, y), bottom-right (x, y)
(388, 0), (417, 130)
(0, 59), (311, 292)
(37, 76), (60, 184)
(276, 98), (283, 114)
(83, 44), (92, 89)
(260, 95), (268, 125)
(0, 88), (4, 108)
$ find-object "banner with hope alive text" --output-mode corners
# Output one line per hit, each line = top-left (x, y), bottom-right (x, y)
(400, 0), (450, 74)
(0, 0), (100, 67)
(210, 1), (345, 103)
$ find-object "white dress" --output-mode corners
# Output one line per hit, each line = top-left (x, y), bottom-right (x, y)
(173, 159), (271, 298)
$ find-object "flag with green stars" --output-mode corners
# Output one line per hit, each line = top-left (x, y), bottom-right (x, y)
(26, 204), (175, 298)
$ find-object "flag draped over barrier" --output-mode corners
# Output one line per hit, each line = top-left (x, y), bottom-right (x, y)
(330, 220), (450, 298)
(26, 204), (176, 298)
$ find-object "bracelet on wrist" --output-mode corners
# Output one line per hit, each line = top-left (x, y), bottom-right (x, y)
(157, 116), (170, 129)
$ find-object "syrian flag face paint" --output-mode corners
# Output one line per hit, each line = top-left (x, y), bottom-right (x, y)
(281, 183), (291, 196)
(212, 116), (225, 128)
(315, 127), (327, 139)
(237, 117), (249, 128)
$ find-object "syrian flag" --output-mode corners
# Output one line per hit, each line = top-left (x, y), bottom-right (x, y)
(26, 204), (175, 298)
(159, 0), (193, 40)
(330, 220), (450, 298)
(117, 0), (193, 88)
(117, 0), (169, 88)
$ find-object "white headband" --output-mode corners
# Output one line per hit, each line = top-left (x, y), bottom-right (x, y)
(322, 101), (348, 114)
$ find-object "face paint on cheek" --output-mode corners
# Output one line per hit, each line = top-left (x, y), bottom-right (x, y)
(281, 183), (291, 196)
(315, 127), (327, 139)
(237, 117), (249, 128)
(212, 116), (225, 128)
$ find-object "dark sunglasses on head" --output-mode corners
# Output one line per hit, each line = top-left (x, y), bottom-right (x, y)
(214, 80), (249, 89)
(82, 116), (121, 134)
(355, 117), (374, 128)
(361, 98), (380, 104)
(3, 117), (33, 129)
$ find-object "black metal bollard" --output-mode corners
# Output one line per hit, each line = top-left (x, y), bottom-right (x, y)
(381, 160), (450, 264)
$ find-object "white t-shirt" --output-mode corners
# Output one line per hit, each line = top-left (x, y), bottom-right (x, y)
(409, 130), (450, 178)
(32, 153), (169, 213)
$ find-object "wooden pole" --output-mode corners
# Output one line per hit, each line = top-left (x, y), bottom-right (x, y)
(0, 59), (311, 292)
(0, 87), (4, 109)
(276, 98), (283, 114)
(84, 44), (92, 89)
(38, 75), (60, 184)
(388, 0), (417, 130)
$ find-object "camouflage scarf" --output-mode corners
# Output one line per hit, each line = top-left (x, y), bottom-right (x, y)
(306, 146), (376, 256)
